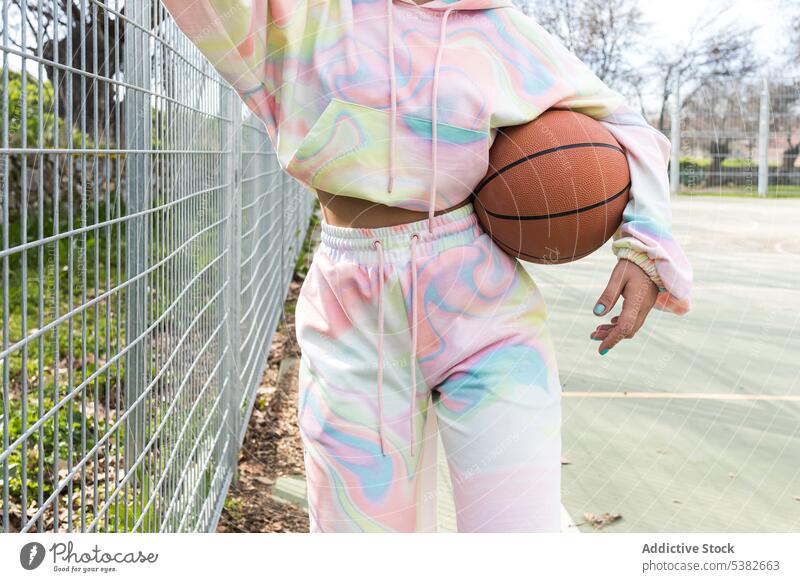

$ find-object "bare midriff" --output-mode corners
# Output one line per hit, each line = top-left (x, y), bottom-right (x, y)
(315, 189), (472, 228)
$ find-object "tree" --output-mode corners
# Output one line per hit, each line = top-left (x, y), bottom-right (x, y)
(768, 80), (800, 185)
(679, 79), (761, 188)
(514, 0), (648, 95)
(8, 0), (129, 143)
(649, 5), (763, 133)
(786, 1), (800, 70)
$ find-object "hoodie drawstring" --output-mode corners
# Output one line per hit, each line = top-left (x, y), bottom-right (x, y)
(377, 1), (452, 457)
(386, 0), (398, 193)
(428, 7), (453, 233)
(386, 0), (454, 229)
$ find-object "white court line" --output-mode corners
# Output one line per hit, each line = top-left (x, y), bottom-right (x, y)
(563, 391), (800, 401)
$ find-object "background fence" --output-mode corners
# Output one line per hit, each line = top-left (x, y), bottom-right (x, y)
(666, 76), (800, 196)
(1, 0), (315, 532)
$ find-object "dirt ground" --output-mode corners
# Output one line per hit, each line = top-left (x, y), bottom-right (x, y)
(215, 276), (310, 533)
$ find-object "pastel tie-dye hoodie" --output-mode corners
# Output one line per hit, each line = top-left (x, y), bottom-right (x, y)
(159, 0), (693, 314)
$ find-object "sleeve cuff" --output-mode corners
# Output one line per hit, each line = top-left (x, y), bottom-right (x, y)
(614, 248), (666, 292)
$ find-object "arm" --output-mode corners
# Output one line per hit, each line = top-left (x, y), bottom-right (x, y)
(159, 0), (268, 94)
(495, 8), (693, 321)
(158, 0), (331, 166)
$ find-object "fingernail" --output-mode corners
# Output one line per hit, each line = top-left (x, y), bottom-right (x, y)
(593, 303), (605, 315)
(591, 337), (601, 341)
(600, 348), (610, 356)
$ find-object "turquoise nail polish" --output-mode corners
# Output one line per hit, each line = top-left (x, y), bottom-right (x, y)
(600, 348), (610, 355)
(591, 337), (601, 341)
(593, 303), (605, 315)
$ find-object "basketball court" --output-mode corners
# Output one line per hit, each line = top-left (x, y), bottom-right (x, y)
(528, 195), (800, 532)
(272, 196), (800, 532)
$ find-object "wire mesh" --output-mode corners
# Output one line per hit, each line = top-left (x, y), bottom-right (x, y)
(0, 0), (315, 532)
(767, 78), (800, 191)
(673, 76), (800, 195)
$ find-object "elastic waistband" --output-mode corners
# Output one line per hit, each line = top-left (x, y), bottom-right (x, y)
(319, 201), (482, 265)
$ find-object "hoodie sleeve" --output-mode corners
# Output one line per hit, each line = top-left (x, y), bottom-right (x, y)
(492, 8), (692, 315)
(157, 0), (306, 145)
(159, 0), (268, 100)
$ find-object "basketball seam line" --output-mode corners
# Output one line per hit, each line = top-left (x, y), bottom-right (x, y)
(475, 182), (631, 221)
(472, 141), (626, 195)
(495, 237), (596, 262)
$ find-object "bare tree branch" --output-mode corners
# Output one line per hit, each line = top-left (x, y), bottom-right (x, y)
(649, 7), (763, 132)
(515, 0), (648, 95)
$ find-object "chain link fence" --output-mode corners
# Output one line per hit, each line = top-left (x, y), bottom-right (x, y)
(667, 76), (800, 196)
(1, 0), (315, 532)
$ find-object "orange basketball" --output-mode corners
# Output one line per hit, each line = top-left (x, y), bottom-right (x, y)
(472, 109), (630, 264)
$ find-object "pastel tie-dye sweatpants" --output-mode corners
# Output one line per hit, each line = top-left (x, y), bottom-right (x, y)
(294, 202), (563, 532)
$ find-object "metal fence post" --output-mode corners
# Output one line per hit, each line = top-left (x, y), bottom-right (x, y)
(280, 171), (286, 286)
(222, 90), (243, 487)
(670, 75), (681, 196)
(758, 78), (770, 197)
(123, 0), (151, 483)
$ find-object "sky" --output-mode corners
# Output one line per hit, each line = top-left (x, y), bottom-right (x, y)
(637, 0), (789, 67)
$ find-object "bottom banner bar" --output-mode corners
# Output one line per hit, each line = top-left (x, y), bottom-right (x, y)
(2, 533), (799, 582)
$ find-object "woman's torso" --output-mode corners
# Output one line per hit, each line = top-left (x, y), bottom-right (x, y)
(315, 188), (472, 227)
(235, 0), (557, 220)
(203, 0), (583, 225)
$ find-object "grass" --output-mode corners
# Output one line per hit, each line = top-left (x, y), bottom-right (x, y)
(1, 198), (130, 529)
(292, 199), (322, 281)
(3, 194), (320, 532)
(678, 187), (800, 198)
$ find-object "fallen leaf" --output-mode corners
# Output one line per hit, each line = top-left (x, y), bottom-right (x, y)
(582, 512), (622, 530)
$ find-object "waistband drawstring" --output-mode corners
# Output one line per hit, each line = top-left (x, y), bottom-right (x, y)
(409, 233), (420, 456)
(373, 239), (387, 455)
(372, 233), (421, 457)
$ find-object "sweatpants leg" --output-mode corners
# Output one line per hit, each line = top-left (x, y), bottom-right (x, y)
(294, 240), (437, 532)
(294, 202), (563, 532)
(409, 223), (563, 532)
(297, 353), (431, 532)
(433, 327), (562, 532)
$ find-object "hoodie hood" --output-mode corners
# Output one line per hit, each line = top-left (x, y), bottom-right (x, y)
(395, 0), (515, 9)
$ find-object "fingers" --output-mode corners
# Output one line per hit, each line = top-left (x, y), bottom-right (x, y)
(595, 275), (657, 354)
(597, 292), (640, 354)
(589, 323), (615, 340)
(590, 261), (659, 354)
(593, 264), (625, 317)
(632, 304), (650, 336)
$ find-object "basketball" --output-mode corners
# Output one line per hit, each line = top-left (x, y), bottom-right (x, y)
(472, 109), (631, 264)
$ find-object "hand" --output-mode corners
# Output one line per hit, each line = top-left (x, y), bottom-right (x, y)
(590, 259), (659, 355)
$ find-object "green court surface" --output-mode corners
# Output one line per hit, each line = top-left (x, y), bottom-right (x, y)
(525, 196), (800, 532)
(272, 197), (799, 533)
